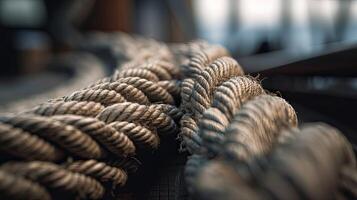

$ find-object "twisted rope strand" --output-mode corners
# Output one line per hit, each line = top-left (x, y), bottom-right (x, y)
(114, 77), (175, 104)
(224, 95), (297, 162)
(183, 57), (244, 116)
(0, 115), (104, 159)
(65, 159), (128, 187)
(0, 122), (63, 161)
(97, 102), (177, 135)
(89, 82), (150, 105)
(0, 169), (51, 200)
(51, 115), (136, 157)
(114, 68), (160, 82)
(198, 77), (265, 155)
(109, 121), (160, 150)
(65, 89), (127, 106)
(0, 161), (104, 199)
(182, 45), (229, 79)
(30, 101), (105, 117)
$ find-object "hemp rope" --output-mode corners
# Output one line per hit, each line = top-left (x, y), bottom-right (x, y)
(180, 50), (245, 152)
(0, 35), (182, 199)
(0, 169), (51, 200)
(0, 34), (356, 200)
(179, 45), (357, 199)
(193, 124), (357, 200)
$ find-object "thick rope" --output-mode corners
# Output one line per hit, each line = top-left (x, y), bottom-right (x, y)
(109, 121), (159, 150)
(30, 101), (105, 117)
(0, 114), (105, 159)
(179, 45), (357, 200)
(193, 123), (357, 200)
(0, 169), (51, 200)
(223, 95), (297, 162)
(0, 161), (105, 199)
(0, 122), (64, 161)
(198, 77), (265, 156)
(65, 159), (128, 187)
(180, 54), (245, 153)
(1, 34), (356, 200)
(0, 34), (182, 199)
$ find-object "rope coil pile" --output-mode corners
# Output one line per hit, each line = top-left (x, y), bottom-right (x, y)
(179, 44), (357, 199)
(0, 33), (356, 199)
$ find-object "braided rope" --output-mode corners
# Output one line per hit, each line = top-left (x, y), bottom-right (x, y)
(0, 169), (51, 200)
(51, 115), (135, 157)
(1, 34), (356, 200)
(0, 122), (64, 161)
(0, 114), (105, 159)
(30, 101), (105, 117)
(0, 35), (182, 199)
(193, 124), (357, 200)
(109, 121), (159, 149)
(223, 95), (297, 162)
(179, 45), (357, 200)
(0, 161), (104, 199)
(198, 77), (265, 156)
(89, 82), (150, 105)
(65, 159), (128, 187)
(182, 57), (244, 116)
(64, 89), (127, 106)
(180, 54), (245, 153)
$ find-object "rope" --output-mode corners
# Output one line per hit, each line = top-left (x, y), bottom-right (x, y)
(0, 161), (104, 199)
(193, 124), (357, 200)
(0, 169), (51, 200)
(178, 44), (357, 199)
(0, 33), (356, 199)
(0, 34), (182, 199)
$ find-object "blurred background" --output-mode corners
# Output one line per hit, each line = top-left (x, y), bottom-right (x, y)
(1, 0), (356, 147)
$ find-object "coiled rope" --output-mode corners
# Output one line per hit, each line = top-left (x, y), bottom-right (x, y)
(179, 44), (357, 199)
(0, 34), (182, 199)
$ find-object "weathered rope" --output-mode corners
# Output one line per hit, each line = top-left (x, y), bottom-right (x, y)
(198, 77), (266, 156)
(0, 169), (51, 200)
(193, 123), (357, 200)
(0, 34), (182, 199)
(179, 44), (357, 200)
(180, 50), (245, 152)
(65, 159), (128, 187)
(1, 34), (356, 200)
(0, 161), (105, 199)
(30, 101), (105, 117)
(223, 95), (297, 162)
(0, 122), (64, 161)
